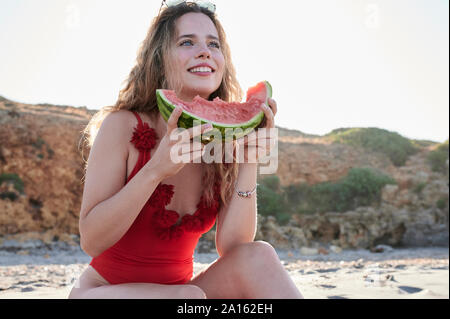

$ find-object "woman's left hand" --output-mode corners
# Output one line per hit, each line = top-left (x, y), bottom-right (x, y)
(236, 98), (278, 163)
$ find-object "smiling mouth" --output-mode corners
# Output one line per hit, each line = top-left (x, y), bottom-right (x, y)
(188, 66), (215, 73)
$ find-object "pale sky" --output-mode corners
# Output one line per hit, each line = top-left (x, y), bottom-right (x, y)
(0, 0), (448, 142)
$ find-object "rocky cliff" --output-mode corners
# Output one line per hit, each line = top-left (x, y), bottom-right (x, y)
(0, 96), (448, 250)
(0, 97), (94, 241)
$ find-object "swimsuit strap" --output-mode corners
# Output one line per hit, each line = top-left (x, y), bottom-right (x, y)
(131, 111), (144, 128)
(127, 110), (158, 180)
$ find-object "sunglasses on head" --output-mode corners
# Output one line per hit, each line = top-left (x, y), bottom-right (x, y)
(159, 0), (217, 15)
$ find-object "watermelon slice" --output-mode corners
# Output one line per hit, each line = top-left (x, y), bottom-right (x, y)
(156, 81), (272, 142)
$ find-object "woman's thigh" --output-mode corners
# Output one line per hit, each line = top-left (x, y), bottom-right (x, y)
(68, 266), (206, 299)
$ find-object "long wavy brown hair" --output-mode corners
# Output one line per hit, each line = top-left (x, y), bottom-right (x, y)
(79, 3), (243, 209)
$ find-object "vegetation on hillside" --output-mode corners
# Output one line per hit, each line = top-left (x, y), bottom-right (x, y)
(427, 140), (449, 175)
(256, 176), (291, 225)
(0, 173), (25, 201)
(257, 168), (397, 225)
(326, 128), (419, 166)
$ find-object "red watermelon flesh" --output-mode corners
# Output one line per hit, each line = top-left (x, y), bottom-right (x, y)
(160, 81), (271, 125)
(161, 91), (262, 124)
(156, 81), (272, 141)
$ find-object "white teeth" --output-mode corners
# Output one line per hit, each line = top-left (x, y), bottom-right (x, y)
(189, 67), (213, 73)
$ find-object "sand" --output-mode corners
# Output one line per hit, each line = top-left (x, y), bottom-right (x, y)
(0, 242), (448, 299)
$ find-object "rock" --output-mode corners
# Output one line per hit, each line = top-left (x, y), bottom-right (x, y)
(330, 245), (343, 254)
(261, 216), (290, 249)
(386, 274), (397, 282)
(422, 180), (449, 206)
(370, 244), (394, 253)
(254, 214), (266, 241)
(203, 229), (215, 242)
(315, 268), (339, 273)
(196, 238), (215, 253)
(282, 226), (308, 248)
(381, 184), (399, 203)
(300, 247), (319, 256)
(352, 259), (365, 269)
(394, 264), (407, 269)
(412, 172), (429, 185)
(320, 284), (337, 289)
(398, 286), (423, 294)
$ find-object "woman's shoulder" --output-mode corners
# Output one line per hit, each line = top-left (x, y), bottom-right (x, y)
(99, 109), (159, 152)
(103, 109), (156, 131)
(107, 109), (159, 152)
(93, 110), (132, 148)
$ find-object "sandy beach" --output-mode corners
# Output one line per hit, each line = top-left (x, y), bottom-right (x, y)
(0, 241), (448, 299)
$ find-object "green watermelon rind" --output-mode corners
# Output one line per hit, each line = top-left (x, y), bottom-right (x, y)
(156, 81), (272, 143)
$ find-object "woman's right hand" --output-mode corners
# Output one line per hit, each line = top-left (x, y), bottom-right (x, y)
(148, 106), (213, 180)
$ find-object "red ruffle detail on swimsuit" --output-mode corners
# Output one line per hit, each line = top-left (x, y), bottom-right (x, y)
(149, 184), (175, 208)
(152, 208), (179, 228)
(149, 181), (221, 241)
(130, 121), (157, 152)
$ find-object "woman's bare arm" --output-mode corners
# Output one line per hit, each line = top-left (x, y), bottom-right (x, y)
(78, 111), (163, 258)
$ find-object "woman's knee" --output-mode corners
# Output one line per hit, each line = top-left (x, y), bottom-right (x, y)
(180, 285), (207, 299)
(252, 241), (278, 257)
(234, 241), (278, 261)
(227, 241), (279, 272)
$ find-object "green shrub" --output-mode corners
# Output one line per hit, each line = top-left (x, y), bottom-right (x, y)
(259, 175), (281, 192)
(341, 167), (397, 204)
(437, 197), (447, 210)
(0, 191), (18, 201)
(257, 168), (397, 223)
(0, 173), (25, 193)
(257, 176), (291, 225)
(413, 182), (427, 194)
(326, 128), (419, 166)
(32, 137), (46, 149)
(47, 146), (55, 159)
(286, 168), (396, 215)
(427, 140), (449, 174)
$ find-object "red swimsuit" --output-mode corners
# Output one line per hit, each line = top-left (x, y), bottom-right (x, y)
(90, 111), (220, 285)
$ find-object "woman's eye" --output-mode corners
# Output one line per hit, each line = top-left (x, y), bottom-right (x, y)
(180, 40), (194, 46)
(209, 41), (220, 49)
(179, 39), (220, 49)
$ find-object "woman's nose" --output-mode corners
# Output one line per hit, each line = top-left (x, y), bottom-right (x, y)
(196, 44), (211, 59)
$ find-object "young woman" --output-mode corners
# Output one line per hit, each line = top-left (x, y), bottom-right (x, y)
(70, 1), (303, 299)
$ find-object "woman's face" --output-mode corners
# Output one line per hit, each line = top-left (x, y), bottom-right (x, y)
(170, 12), (225, 101)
